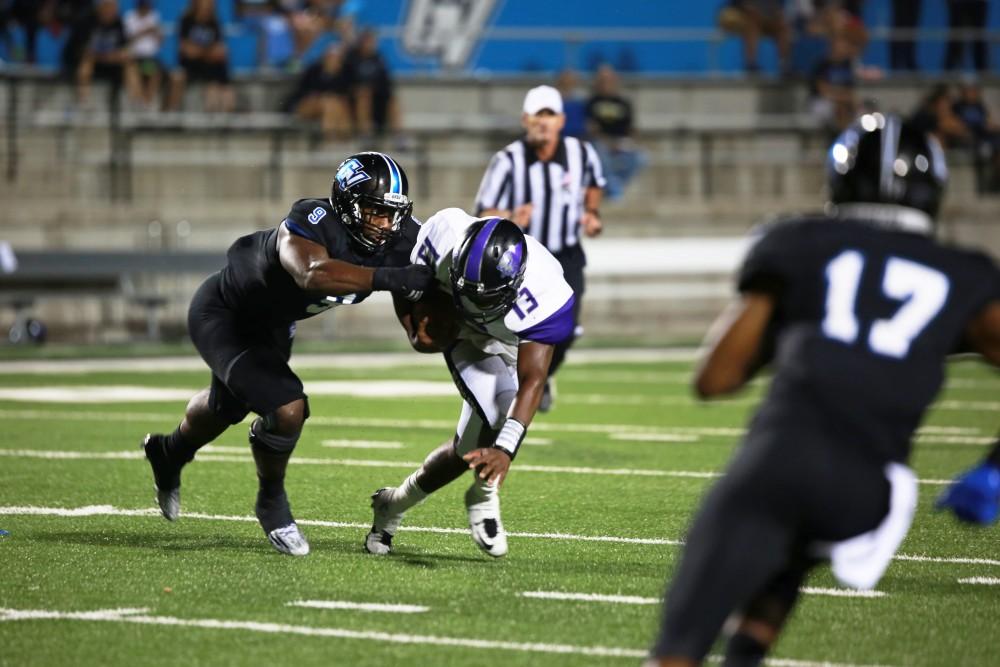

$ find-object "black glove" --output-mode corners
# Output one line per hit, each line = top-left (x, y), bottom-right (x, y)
(372, 264), (434, 301)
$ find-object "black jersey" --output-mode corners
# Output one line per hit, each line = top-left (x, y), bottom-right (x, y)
(217, 198), (419, 325)
(739, 215), (1000, 464)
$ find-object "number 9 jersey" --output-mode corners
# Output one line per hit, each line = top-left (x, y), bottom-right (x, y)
(411, 208), (576, 363)
(739, 214), (1000, 464)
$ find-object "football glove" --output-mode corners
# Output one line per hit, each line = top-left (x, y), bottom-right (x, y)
(935, 463), (1000, 525)
(372, 264), (434, 301)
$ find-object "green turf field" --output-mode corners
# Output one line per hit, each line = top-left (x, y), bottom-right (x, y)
(0, 352), (997, 666)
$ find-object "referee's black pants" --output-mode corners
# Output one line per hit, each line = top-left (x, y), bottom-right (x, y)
(550, 244), (586, 379)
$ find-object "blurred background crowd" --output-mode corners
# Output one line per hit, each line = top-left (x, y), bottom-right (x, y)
(0, 0), (997, 345)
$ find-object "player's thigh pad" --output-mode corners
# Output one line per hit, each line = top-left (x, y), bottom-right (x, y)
(224, 346), (306, 418)
(446, 341), (517, 456)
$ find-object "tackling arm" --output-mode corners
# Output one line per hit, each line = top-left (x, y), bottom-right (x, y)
(278, 225), (376, 295)
(694, 291), (776, 399)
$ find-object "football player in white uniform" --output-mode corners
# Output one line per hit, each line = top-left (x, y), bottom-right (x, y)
(364, 209), (576, 557)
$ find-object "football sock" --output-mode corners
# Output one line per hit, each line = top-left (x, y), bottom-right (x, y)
(387, 471), (428, 514)
(252, 444), (290, 500)
(466, 475), (497, 506)
(722, 632), (767, 667)
(166, 427), (199, 466)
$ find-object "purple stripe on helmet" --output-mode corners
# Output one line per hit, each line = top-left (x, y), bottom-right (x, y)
(464, 218), (502, 283)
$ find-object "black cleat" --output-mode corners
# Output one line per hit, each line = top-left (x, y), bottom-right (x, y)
(142, 433), (181, 521)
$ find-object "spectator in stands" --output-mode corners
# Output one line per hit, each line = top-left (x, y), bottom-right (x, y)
(808, 36), (857, 133)
(0, 0), (44, 63)
(798, 0), (868, 61)
(237, 0), (294, 69)
(75, 0), (131, 109)
(952, 77), (1000, 191)
(167, 0), (235, 113)
(889, 0), (921, 71)
(585, 63), (645, 201)
(280, 0), (351, 69)
(944, 0), (988, 72)
(123, 0), (163, 110)
(717, 0), (791, 75)
(55, 0), (97, 79)
(556, 68), (588, 139)
(909, 84), (970, 149)
(345, 29), (401, 140)
(283, 43), (352, 143)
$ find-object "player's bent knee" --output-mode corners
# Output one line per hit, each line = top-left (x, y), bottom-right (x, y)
(250, 399), (309, 454)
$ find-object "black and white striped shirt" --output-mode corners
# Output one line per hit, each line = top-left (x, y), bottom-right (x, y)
(475, 136), (606, 255)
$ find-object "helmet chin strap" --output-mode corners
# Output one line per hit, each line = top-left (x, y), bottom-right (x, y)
(828, 203), (934, 236)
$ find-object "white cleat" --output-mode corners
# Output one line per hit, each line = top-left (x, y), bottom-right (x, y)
(364, 488), (403, 555)
(266, 523), (310, 556)
(465, 484), (508, 558)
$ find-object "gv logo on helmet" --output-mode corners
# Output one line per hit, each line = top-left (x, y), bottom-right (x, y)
(336, 158), (371, 189)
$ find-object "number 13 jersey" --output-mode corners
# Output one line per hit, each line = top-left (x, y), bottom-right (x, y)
(412, 208), (576, 362)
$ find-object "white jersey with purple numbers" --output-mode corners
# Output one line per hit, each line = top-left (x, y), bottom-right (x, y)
(411, 208), (576, 362)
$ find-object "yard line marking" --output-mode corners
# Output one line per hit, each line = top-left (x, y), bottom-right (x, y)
(957, 577), (1000, 585)
(0, 505), (682, 546)
(287, 600), (428, 613)
(0, 409), (989, 441)
(320, 440), (405, 450)
(0, 606), (893, 666)
(0, 505), (995, 566)
(520, 588), (885, 605)
(0, 448), (959, 485)
(0, 606), (645, 659)
(0, 348), (700, 375)
(798, 587), (886, 598)
(609, 433), (700, 443)
(524, 437), (552, 446)
(520, 591), (658, 605)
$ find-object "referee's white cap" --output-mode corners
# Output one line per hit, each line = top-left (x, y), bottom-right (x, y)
(523, 85), (563, 115)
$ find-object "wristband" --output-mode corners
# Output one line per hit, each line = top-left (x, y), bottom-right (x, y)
(493, 418), (526, 459)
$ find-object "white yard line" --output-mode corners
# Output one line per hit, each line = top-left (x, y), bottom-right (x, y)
(320, 440), (405, 450)
(0, 604), (891, 666)
(797, 587), (886, 598)
(520, 588), (885, 605)
(0, 606), (644, 659)
(0, 448), (958, 486)
(0, 505), (995, 567)
(0, 348), (699, 376)
(956, 577), (1000, 585)
(287, 600), (428, 613)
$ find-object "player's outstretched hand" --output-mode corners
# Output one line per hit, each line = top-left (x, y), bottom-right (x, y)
(463, 448), (511, 487)
(373, 264), (435, 301)
(935, 463), (1000, 525)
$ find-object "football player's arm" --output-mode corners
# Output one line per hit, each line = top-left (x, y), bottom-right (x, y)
(392, 293), (439, 354)
(463, 341), (553, 486)
(693, 291), (776, 399)
(278, 225), (432, 297)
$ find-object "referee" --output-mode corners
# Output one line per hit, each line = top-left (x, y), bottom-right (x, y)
(475, 85), (606, 412)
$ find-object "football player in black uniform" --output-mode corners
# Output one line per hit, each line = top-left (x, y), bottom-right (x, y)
(647, 114), (1000, 666)
(141, 151), (433, 556)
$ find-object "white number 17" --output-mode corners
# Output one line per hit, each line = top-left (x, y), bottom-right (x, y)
(821, 250), (950, 359)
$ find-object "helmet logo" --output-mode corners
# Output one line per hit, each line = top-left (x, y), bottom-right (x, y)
(497, 244), (523, 279)
(336, 158), (371, 189)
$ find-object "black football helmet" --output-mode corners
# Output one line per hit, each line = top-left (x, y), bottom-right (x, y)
(330, 151), (413, 253)
(450, 218), (528, 325)
(827, 112), (947, 220)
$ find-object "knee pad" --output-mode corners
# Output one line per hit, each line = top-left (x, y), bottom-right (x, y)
(249, 399), (309, 455)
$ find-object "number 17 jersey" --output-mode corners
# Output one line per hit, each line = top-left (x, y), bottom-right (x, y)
(739, 215), (1000, 464)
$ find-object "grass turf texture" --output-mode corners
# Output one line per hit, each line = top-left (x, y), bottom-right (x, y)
(0, 354), (997, 666)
